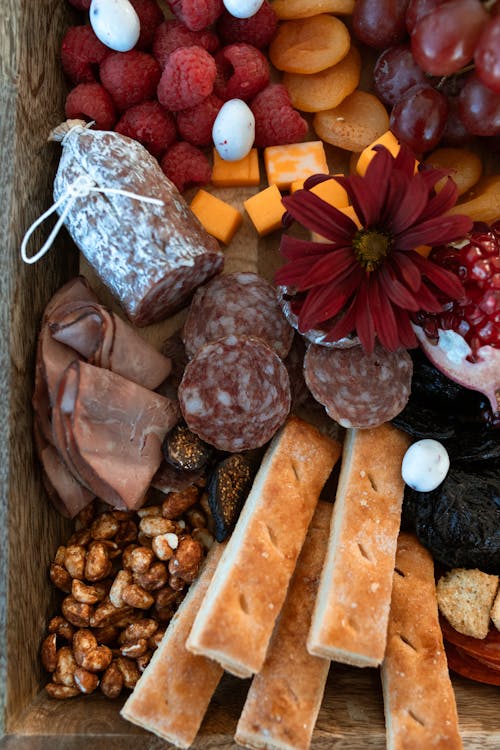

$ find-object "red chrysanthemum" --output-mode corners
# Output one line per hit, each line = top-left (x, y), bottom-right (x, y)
(275, 145), (474, 353)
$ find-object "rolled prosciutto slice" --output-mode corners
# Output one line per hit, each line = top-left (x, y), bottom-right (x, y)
(49, 301), (172, 390)
(52, 361), (180, 510)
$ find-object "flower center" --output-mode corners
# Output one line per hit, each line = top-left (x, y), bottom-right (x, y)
(353, 229), (392, 271)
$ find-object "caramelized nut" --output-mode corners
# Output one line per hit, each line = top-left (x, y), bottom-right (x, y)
(120, 638), (148, 659)
(115, 519), (138, 546)
(168, 537), (204, 583)
(73, 629), (113, 673)
(162, 486), (199, 519)
(139, 516), (176, 537)
(192, 527), (214, 551)
(90, 598), (133, 628)
(148, 627), (166, 649)
(85, 542), (112, 581)
(48, 616), (75, 641)
(122, 544), (139, 569)
(50, 564), (72, 593)
(122, 584), (154, 610)
(54, 545), (66, 566)
(152, 533), (176, 560)
(124, 619), (158, 642)
(66, 528), (91, 547)
(137, 505), (162, 518)
(74, 502), (95, 530)
(41, 633), (58, 673)
(45, 682), (80, 699)
(127, 546), (155, 574)
(74, 666), (100, 694)
(64, 545), (87, 579)
(100, 661), (123, 698)
(137, 532), (153, 548)
(136, 651), (152, 672)
(109, 569), (133, 607)
(184, 508), (206, 530)
(72, 579), (107, 605)
(133, 561), (168, 591)
(168, 574), (186, 592)
(115, 656), (140, 689)
(61, 597), (93, 628)
(93, 625), (120, 645)
(53, 646), (77, 687)
(91, 512), (120, 540)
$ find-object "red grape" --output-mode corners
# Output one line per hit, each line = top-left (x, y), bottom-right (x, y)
(475, 16), (500, 94)
(411, 0), (489, 76)
(405, 0), (446, 34)
(390, 84), (449, 152)
(458, 74), (500, 135)
(373, 44), (428, 106)
(352, 0), (410, 49)
(441, 95), (474, 145)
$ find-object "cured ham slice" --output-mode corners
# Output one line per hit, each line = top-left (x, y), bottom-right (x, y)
(52, 361), (179, 510)
(49, 301), (172, 390)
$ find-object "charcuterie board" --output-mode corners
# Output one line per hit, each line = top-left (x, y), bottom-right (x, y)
(1, 0), (499, 748)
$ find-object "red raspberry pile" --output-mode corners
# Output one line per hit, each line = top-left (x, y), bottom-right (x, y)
(62, 0), (308, 193)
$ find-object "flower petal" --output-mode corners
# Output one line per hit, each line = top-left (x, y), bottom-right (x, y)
(412, 280), (443, 312)
(275, 256), (323, 287)
(379, 169), (409, 226)
(354, 278), (376, 353)
(369, 282), (400, 351)
(394, 308), (419, 348)
(279, 234), (337, 261)
(390, 252), (422, 292)
(409, 250), (465, 300)
(396, 214), (473, 249)
(416, 176), (459, 221)
(393, 143), (418, 177)
(298, 266), (363, 328)
(299, 247), (356, 289)
(334, 172), (381, 227)
(282, 191), (356, 242)
(386, 172), (430, 234)
(378, 265), (420, 310)
(322, 296), (358, 342)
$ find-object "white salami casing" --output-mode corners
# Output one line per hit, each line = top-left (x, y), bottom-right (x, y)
(52, 123), (224, 326)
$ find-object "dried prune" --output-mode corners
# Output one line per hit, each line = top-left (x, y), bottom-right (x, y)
(402, 465), (500, 574)
(207, 453), (258, 542)
(163, 422), (213, 472)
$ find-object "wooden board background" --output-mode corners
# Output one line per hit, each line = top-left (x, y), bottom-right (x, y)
(0, 0), (499, 747)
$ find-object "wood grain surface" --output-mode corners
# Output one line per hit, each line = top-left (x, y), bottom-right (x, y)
(0, 0), (499, 748)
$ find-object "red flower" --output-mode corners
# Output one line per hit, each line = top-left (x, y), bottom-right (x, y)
(275, 145), (473, 352)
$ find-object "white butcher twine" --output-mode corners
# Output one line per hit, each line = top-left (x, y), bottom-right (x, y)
(402, 439), (450, 493)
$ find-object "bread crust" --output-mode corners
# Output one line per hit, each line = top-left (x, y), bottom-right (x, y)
(307, 424), (410, 666)
(235, 501), (332, 750)
(381, 533), (462, 750)
(120, 543), (225, 748)
(186, 417), (341, 678)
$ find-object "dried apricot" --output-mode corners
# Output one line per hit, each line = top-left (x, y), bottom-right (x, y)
(447, 175), (500, 224)
(270, 0), (355, 18)
(424, 147), (482, 197)
(313, 91), (390, 152)
(283, 46), (361, 113)
(269, 15), (351, 74)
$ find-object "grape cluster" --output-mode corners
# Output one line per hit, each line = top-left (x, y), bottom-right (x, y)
(352, 0), (500, 152)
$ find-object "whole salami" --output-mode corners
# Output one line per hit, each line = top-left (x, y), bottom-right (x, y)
(304, 343), (413, 429)
(178, 334), (291, 452)
(182, 272), (294, 359)
(50, 121), (224, 326)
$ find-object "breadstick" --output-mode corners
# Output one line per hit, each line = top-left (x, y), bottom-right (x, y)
(381, 533), (462, 750)
(186, 416), (341, 678)
(308, 423), (410, 667)
(235, 501), (332, 750)
(121, 543), (225, 748)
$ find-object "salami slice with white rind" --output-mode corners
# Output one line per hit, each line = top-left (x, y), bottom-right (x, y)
(182, 272), (294, 360)
(304, 343), (413, 429)
(179, 334), (291, 451)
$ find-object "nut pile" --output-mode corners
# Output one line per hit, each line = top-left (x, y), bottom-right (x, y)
(42, 484), (214, 699)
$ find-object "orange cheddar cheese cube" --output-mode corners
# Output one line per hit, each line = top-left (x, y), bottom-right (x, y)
(244, 184), (285, 236)
(356, 130), (419, 177)
(211, 148), (260, 187)
(264, 141), (329, 191)
(190, 189), (243, 245)
(291, 176), (349, 208)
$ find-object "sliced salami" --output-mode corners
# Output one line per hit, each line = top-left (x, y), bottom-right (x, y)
(182, 272), (294, 359)
(304, 343), (413, 429)
(178, 334), (291, 452)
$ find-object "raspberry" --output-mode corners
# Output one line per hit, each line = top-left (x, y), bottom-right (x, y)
(214, 43), (269, 102)
(100, 50), (161, 111)
(153, 20), (219, 69)
(67, 0), (91, 10)
(160, 141), (211, 193)
(166, 0), (223, 32)
(217, 2), (278, 49)
(250, 84), (308, 147)
(176, 93), (223, 146)
(61, 25), (111, 84)
(157, 46), (216, 111)
(130, 0), (165, 50)
(65, 82), (117, 131)
(415, 222), (500, 359)
(115, 100), (177, 157)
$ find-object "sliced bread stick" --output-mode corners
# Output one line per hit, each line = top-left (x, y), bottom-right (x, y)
(121, 542), (225, 748)
(308, 424), (410, 667)
(381, 533), (462, 750)
(186, 416), (341, 678)
(235, 501), (332, 750)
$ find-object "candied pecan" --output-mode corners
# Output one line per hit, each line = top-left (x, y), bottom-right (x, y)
(109, 569), (133, 607)
(133, 561), (168, 591)
(73, 629), (113, 673)
(139, 516), (176, 537)
(71, 579), (107, 605)
(50, 564), (72, 593)
(115, 656), (140, 689)
(90, 511), (120, 540)
(67, 528), (92, 547)
(53, 646), (77, 687)
(100, 661), (123, 698)
(74, 666), (99, 694)
(41, 633), (58, 673)
(64, 545), (87, 579)
(90, 598), (133, 628)
(122, 544), (139, 569)
(122, 584), (154, 610)
(45, 682), (80, 699)
(85, 542), (112, 581)
(127, 546), (155, 574)
(168, 536), (203, 583)
(120, 638), (148, 659)
(124, 618), (158, 642)
(162, 486), (199, 519)
(61, 597), (93, 628)
(48, 616), (75, 642)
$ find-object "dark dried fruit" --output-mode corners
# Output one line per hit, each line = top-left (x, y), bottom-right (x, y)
(207, 453), (256, 542)
(402, 465), (500, 574)
(163, 422), (213, 472)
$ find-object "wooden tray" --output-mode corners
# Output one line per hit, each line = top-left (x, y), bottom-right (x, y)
(1, 1), (499, 747)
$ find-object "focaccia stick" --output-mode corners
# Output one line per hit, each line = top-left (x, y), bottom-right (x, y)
(186, 416), (341, 678)
(308, 423), (410, 667)
(121, 543), (225, 748)
(381, 533), (462, 750)
(235, 501), (332, 750)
